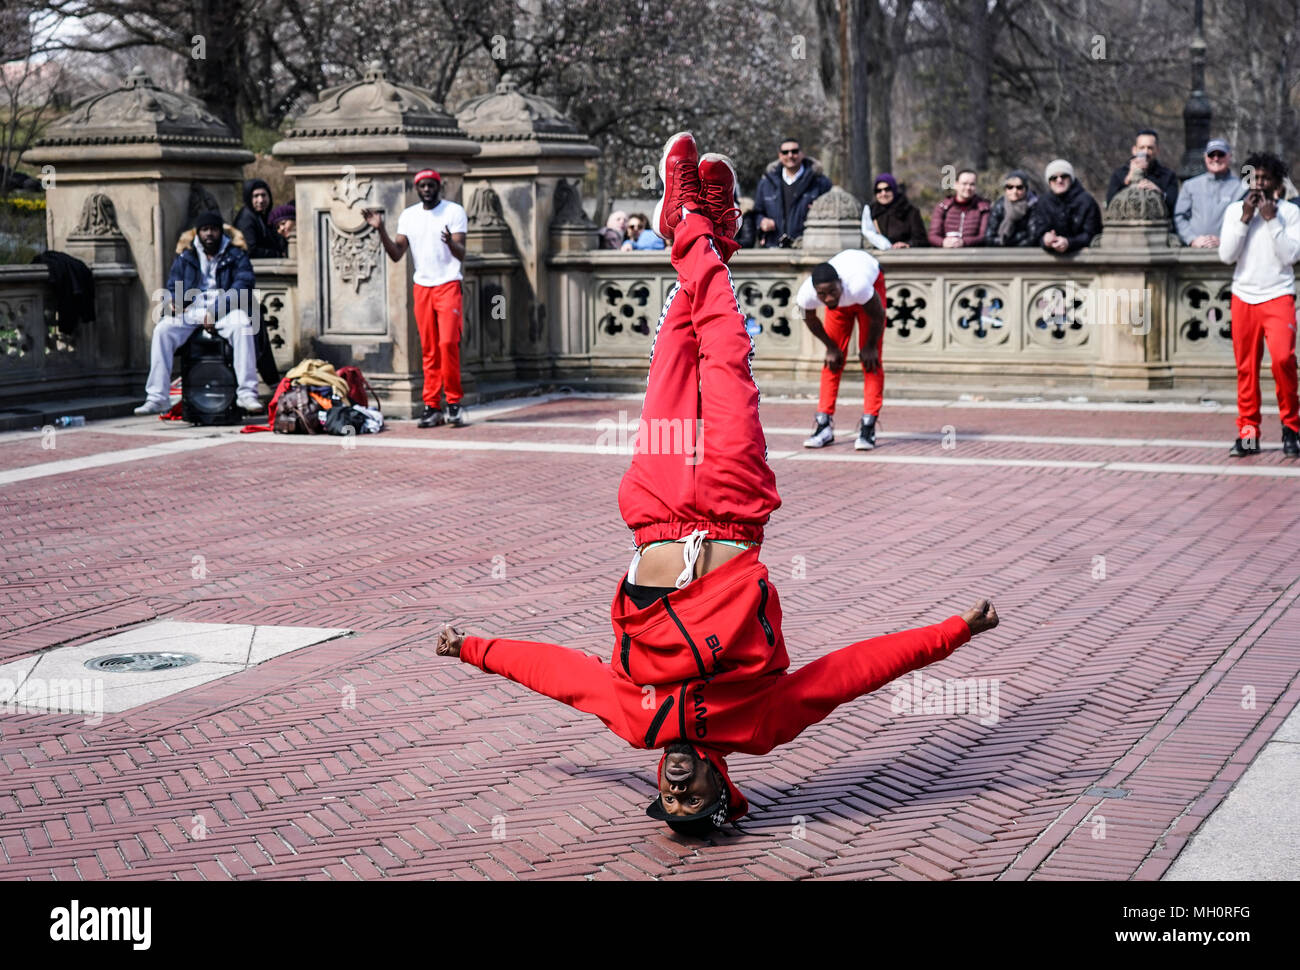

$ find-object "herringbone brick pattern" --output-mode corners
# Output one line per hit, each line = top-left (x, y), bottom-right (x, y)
(1, 396), (1297, 880)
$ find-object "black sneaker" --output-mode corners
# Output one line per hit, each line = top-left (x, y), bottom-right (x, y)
(803, 413), (833, 448)
(854, 414), (878, 451)
(446, 403), (467, 427)
(1228, 435), (1260, 457)
(418, 406), (445, 428)
(1283, 425), (1300, 458)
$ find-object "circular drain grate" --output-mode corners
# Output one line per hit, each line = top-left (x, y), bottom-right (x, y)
(84, 652), (201, 673)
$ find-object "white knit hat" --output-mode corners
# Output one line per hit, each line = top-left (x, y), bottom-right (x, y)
(1045, 159), (1075, 181)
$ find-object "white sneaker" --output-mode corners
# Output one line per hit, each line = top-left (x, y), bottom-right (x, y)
(803, 414), (833, 448)
(854, 415), (878, 451)
(133, 399), (170, 416)
(236, 392), (263, 413)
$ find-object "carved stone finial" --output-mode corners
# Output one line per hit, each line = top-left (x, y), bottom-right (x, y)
(806, 186), (864, 222)
(467, 187), (507, 229)
(550, 179), (594, 229)
(187, 183), (222, 225)
(1105, 184), (1169, 223)
(72, 193), (122, 236)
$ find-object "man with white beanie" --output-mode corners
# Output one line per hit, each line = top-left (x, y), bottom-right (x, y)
(1031, 160), (1102, 254)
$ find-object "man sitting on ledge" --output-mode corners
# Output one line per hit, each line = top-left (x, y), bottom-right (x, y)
(134, 210), (261, 415)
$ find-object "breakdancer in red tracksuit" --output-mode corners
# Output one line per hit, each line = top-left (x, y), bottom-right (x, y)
(436, 132), (999, 836)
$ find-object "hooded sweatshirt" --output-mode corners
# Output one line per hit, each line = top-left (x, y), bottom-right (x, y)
(457, 547), (973, 819)
(234, 178), (286, 258)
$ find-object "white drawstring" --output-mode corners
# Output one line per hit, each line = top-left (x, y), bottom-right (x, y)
(675, 529), (709, 588)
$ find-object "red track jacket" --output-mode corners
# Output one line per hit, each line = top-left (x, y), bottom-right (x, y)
(458, 547), (972, 819)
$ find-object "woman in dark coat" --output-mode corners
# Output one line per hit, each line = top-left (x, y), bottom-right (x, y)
(861, 173), (928, 248)
(863, 174), (925, 249)
(985, 169), (1039, 246)
(1030, 159), (1103, 254)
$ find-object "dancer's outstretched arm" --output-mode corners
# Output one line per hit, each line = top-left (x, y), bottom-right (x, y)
(749, 601), (998, 752)
(438, 627), (626, 731)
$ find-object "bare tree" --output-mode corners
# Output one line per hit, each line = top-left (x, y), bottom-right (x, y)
(1, 4), (65, 198)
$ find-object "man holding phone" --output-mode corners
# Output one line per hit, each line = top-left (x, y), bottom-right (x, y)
(1106, 128), (1180, 215)
(1218, 152), (1300, 458)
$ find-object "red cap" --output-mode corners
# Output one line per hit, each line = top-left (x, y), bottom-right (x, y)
(413, 169), (441, 186)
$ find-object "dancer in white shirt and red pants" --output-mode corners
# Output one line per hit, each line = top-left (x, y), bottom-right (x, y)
(364, 170), (469, 429)
(798, 249), (889, 451)
(1218, 152), (1300, 458)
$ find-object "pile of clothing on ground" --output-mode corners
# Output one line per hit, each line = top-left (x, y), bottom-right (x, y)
(242, 359), (384, 436)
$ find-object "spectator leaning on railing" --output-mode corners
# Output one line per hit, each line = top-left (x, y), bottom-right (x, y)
(753, 138), (832, 247)
(928, 170), (990, 248)
(621, 212), (665, 251)
(861, 173), (927, 249)
(985, 170), (1038, 247)
(1106, 128), (1180, 217)
(1175, 139), (1245, 248)
(1031, 159), (1102, 254)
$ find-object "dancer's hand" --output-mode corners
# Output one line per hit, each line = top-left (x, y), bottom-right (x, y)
(824, 345), (845, 372)
(961, 599), (999, 635)
(436, 626), (465, 657)
(859, 345), (881, 373)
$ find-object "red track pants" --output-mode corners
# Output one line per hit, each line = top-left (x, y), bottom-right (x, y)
(617, 213), (780, 546)
(1230, 294), (1300, 437)
(816, 275), (888, 417)
(414, 280), (464, 408)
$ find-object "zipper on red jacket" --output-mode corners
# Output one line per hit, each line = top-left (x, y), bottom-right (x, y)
(663, 600), (707, 677)
(620, 632), (631, 678)
(756, 579), (775, 646)
(644, 694), (675, 747)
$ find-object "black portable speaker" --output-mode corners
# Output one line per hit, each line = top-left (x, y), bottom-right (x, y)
(180, 328), (242, 425)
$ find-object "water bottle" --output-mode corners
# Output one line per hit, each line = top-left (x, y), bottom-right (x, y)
(53, 416), (86, 428)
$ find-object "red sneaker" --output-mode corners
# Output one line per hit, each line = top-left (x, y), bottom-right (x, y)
(698, 153), (742, 240)
(652, 132), (702, 243)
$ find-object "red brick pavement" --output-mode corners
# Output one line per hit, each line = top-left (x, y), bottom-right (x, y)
(1, 396), (1298, 880)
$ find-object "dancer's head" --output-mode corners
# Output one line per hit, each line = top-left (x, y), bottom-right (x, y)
(811, 262), (843, 308)
(646, 742), (730, 837)
(1243, 152), (1287, 194)
(414, 169), (442, 206)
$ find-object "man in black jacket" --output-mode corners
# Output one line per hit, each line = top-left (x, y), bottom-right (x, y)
(1106, 129), (1179, 215)
(752, 138), (832, 247)
(1032, 160), (1102, 254)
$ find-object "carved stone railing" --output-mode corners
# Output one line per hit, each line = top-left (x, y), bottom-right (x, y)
(544, 246), (1250, 396)
(0, 262), (139, 405)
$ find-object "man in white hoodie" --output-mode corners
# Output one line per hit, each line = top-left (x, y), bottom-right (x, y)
(1218, 152), (1300, 458)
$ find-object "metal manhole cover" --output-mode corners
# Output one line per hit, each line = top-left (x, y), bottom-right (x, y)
(84, 652), (201, 673)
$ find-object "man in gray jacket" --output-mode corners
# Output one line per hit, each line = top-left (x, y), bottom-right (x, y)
(1175, 139), (1246, 248)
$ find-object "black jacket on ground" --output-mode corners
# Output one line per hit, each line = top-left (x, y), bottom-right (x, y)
(752, 158), (832, 247)
(985, 195), (1039, 247)
(1106, 158), (1179, 215)
(1030, 181), (1103, 253)
(234, 179), (286, 259)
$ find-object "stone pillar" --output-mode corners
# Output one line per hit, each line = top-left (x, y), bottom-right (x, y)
(24, 66), (253, 387)
(456, 79), (599, 375)
(1092, 185), (1176, 389)
(272, 62), (479, 416)
(801, 187), (865, 253)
